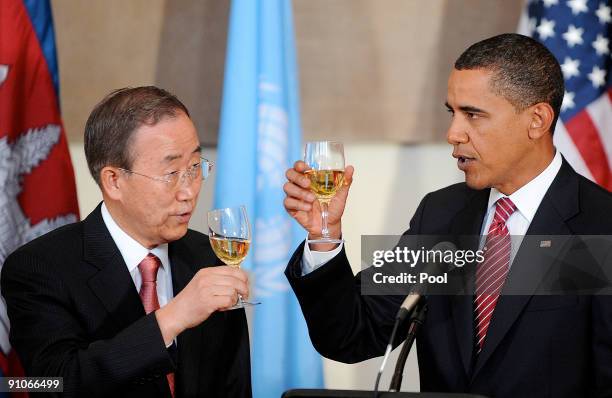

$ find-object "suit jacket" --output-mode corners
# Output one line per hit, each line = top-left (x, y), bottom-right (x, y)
(286, 160), (612, 398)
(1, 204), (252, 397)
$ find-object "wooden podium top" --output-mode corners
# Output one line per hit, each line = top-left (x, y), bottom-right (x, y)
(282, 389), (489, 398)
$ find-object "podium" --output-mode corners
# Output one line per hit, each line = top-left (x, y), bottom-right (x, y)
(283, 389), (489, 398)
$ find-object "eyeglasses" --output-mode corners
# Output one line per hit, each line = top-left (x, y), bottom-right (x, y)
(119, 157), (213, 188)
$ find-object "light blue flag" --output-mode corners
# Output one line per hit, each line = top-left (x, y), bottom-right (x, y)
(214, 0), (324, 397)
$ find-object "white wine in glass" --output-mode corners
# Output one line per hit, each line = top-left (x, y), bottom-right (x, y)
(207, 206), (260, 309)
(303, 141), (345, 244)
(209, 237), (250, 266)
(304, 169), (345, 202)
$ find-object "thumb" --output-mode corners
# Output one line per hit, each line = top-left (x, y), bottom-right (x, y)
(335, 165), (354, 202)
(344, 165), (354, 186)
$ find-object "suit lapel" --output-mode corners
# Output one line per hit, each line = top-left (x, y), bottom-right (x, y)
(170, 237), (203, 395)
(471, 159), (579, 379)
(449, 189), (490, 378)
(84, 204), (146, 330)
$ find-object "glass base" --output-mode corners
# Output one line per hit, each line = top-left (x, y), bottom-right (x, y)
(227, 299), (261, 310)
(307, 238), (344, 244)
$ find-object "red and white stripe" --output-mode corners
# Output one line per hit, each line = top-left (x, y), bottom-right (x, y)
(474, 198), (516, 353)
(558, 89), (612, 190)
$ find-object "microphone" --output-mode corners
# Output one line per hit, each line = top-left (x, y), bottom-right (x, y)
(395, 241), (457, 322)
(373, 241), (457, 395)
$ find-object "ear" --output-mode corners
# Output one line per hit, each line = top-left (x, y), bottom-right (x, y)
(527, 102), (554, 140)
(99, 166), (123, 200)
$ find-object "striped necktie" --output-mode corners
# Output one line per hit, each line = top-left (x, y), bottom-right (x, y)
(474, 197), (517, 353)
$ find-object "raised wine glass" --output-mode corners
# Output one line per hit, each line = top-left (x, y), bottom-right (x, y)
(303, 141), (345, 244)
(207, 205), (260, 309)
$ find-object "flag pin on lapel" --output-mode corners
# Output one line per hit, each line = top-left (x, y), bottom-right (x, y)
(540, 240), (552, 248)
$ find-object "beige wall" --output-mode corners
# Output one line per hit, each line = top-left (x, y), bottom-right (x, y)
(54, 0), (523, 144)
(296, 0), (523, 142)
(54, 0), (167, 141)
(55, 0), (520, 390)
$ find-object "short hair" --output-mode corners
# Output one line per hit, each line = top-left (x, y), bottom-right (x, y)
(454, 33), (564, 133)
(84, 86), (190, 185)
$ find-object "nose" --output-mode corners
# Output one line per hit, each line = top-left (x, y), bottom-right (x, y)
(446, 118), (470, 145)
(176, 175), (201, 201)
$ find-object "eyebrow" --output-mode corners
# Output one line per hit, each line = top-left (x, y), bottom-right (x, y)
(459, 105), (487, 114)
(445, 102), (488, 115)
(162, 145), (202, 163)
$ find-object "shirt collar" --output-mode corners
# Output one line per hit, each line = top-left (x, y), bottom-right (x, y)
(101, 202), (169, 273)
(487, 150), (562, 223)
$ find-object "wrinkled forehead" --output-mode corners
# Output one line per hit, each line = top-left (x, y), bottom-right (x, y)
(129, 113), (201, 165)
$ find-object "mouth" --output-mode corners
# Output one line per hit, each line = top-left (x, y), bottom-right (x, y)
(454, 154), (476, 171)
(175, 211), (192, 223)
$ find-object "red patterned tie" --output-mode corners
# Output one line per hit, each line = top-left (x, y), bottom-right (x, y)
(474, 197), (517, 353)
(138, 253), (175, 397)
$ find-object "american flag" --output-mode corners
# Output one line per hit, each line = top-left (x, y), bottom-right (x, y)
(518, 0), (612, 190)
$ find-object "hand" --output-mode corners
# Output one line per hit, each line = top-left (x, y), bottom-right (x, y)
(155, 266), (249, 344)
(283, 160), (354, 250)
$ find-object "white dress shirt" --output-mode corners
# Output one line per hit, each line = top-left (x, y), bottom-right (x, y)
(301, 150), (563, 273)
(101, 203), (174, 307)
(479, 150), (562, 264)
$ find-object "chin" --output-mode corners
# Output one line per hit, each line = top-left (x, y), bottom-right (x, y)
(164, 227), (189, 243)
(464, 175), (490, 191)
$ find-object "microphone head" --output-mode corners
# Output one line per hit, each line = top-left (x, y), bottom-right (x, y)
(431, 241), (457, 252)
(417, 241), (458, 279)
(399, 241), (459, 314)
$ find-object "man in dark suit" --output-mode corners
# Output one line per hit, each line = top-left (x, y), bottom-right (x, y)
(2, 87), (252, 397)
(282, 34), (612, 397)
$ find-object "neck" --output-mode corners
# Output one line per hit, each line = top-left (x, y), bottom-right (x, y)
(103, 199), (159, 249)
(494, 146), (555, 195)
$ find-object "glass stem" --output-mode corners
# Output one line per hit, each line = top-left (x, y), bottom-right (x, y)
(320, 200), (330, 239)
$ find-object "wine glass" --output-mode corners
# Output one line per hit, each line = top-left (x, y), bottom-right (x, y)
(207, 205), (260, 309)
(303, 141), (345, 244)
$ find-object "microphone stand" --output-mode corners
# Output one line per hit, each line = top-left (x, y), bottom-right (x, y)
(389, 301), (428, 392)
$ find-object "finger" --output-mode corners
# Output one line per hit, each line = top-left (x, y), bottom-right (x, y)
(283, 181), (315, 202)
(196, 271), (249, 293)
(203, 275), (249, 297)
(284, 197), (313, 212)
(286, 209), (314, 229)
(212, 295), (238, 311)
(209, 284), (248, 301)
(293, 160), (310, 172)
(214, 274), (249, 293)
(208, 284), (238, 298)
(200, 266), (249, 282)
(286, 168), (311, 189)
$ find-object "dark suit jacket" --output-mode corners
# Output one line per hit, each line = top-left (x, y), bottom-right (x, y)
(1, 204), (252, 397)
(286, 160), (612, 398)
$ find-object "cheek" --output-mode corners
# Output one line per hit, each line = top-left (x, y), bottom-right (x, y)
(143, 194), (176, 225)
(473, 127), (514, 165)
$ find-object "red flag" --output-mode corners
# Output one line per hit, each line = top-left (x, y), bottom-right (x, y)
(0, 0), (80, 390)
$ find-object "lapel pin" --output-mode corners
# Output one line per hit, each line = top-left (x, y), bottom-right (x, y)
(540, 240), (552, 248)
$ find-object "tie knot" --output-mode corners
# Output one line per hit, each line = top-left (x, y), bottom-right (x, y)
(493, 197), (517, 224)
(138, 253), (161, 283)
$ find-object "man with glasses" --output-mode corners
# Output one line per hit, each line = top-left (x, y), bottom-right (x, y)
(2, 87), (251, 397)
